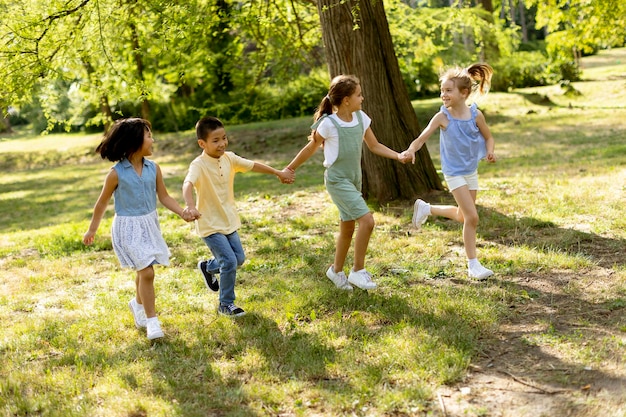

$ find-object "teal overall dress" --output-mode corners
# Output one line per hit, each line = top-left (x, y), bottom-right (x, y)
(313, 112), (370, 221)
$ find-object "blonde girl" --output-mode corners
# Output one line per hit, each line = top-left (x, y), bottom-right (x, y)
(401, 63), (496, 280)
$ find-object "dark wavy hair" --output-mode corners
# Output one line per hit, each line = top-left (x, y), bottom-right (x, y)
(96, 118), (151, 162)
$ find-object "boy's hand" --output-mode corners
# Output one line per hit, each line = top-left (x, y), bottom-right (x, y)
(182, 207), (201, 222)
(486, 152), (497, 163)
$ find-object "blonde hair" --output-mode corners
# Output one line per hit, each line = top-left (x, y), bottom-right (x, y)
(440, 63), (493, 100)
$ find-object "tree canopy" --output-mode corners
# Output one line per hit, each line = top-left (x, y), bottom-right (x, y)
(1, 0), (623, 133)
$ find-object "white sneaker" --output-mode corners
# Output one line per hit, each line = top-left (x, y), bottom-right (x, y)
(129, 298), (147, 329)
(326, 266), (353, 291)
(412, 199), (430, 229)
(146, 318), (164, 340)
(348, 269), (377, 290)
(468, 263), (494, 280)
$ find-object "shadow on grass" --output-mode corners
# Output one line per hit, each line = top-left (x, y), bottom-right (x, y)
(427, 204), (626, 269)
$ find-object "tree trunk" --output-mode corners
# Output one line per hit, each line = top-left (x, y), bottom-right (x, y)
(316, 0), (443, 203)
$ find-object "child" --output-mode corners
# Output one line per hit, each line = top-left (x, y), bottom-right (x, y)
(285, 74), (406, 291)
(400, 63), (496, 280)
(182, 116), (294, 317)
(83, 118), (195, 340)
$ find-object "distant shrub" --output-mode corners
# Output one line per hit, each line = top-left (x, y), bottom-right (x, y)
(491, 51), (580, 91)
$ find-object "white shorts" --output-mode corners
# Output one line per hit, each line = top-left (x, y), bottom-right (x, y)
(443, 170), (479, 191)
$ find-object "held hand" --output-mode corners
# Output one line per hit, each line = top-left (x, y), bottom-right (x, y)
(399, 150), (416, 164)
(182, 207), (201, 222)
(278, 168), (295, 184)
(83, 231), (95, 246)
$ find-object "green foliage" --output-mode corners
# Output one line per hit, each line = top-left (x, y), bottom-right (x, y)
(0, 0), (620, 131)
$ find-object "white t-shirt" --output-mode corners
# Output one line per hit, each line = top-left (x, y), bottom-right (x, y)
(315, 111), (372, 168)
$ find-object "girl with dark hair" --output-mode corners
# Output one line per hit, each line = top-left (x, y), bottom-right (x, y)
(83, 118), (195, 339)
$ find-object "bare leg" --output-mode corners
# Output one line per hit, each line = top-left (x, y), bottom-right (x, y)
(352, 212), (375, 271)
(137, 265), (156, 318)
(134, 275), (142, 306)
(333, 220), (355, 273)
(449, 186), (479, 260)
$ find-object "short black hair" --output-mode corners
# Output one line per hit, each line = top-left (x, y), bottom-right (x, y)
(195, 116), (224, 141)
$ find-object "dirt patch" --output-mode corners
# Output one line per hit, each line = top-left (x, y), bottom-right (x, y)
(436, 267), (626, 417)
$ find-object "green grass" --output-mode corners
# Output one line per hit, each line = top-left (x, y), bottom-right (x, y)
(1, 49), (626, 416)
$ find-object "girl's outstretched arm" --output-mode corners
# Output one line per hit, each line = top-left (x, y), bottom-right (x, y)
(83, 169), (118, 245)
(363, 128), (405, 163)
(401, 111), (446, 164)
(155, 164), (188, 219)
(286, 131), (324, 172)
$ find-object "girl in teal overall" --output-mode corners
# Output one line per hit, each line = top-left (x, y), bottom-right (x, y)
(286, 75), (406, 290)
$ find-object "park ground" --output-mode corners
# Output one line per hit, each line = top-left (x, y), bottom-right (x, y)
(0, 49), (625, 416)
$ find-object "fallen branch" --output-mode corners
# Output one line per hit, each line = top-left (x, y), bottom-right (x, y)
(497, 370), (572, 394)
(437, 392), (447, 417)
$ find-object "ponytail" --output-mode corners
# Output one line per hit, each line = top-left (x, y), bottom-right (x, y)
(466, 63), (493, 96)
(314, 96), (333, 122)
(440, 62), (493, 100)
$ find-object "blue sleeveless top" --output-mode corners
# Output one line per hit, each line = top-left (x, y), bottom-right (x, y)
(113, 158), (158, 216)
(439, 103), (487, 176)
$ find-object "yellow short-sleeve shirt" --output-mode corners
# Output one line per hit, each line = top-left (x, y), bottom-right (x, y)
(184, 151), (254, 237)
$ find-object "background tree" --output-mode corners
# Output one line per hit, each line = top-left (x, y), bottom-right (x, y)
(316, 0), (443, 202)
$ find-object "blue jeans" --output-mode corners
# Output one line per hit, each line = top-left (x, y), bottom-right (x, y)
(202, 231), (246, 306)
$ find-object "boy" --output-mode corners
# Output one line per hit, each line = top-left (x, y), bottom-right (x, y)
(182, 116), (294, 317)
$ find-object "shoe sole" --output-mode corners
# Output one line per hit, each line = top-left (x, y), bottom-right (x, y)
(129, 301), (147, 329)
(147, 331), (164, 340)
(198, 261), (219, 292)
(218, 311), (246, 318)
(412, 200), (428, 229)
(347, 279), (377, 290)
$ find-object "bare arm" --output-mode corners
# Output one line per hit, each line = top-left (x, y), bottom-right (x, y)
(182, 180), (202, 220)
(286, 131), (324, 171)
(155, 164), (188, 219)
(362, 127), (405, 162)
(252, 162), (294, 183)
(476, 110), (496, 162)
(83, 169), (118, 245)
(402, 111), (446, 164)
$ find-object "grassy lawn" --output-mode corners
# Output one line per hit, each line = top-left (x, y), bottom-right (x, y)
(1, 49), (625, 416)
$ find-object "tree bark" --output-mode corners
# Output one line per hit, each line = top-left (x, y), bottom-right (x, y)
(316, 0), (443, 203)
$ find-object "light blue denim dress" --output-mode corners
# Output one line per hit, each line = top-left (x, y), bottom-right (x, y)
(111, 158), (170, 270)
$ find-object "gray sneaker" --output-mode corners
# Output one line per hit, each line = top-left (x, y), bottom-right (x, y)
(326, 266), (353, 290)
(198, 261), (219, 292)
(218, 303), (246, 317)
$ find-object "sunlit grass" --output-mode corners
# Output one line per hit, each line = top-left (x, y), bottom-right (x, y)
(1, 49), (626, 416)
